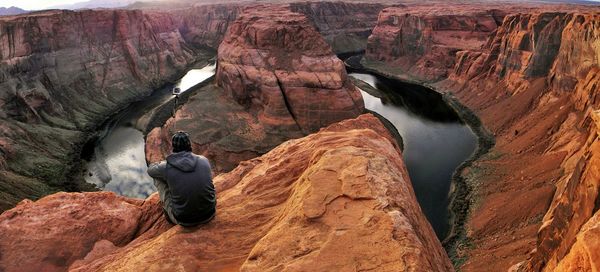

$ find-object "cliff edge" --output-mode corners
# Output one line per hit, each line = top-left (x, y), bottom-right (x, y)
(0, 114), (452, 272)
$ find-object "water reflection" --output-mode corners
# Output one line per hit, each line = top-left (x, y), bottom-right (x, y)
(350, 72), (477, 239)
(84, 63), (216, 198)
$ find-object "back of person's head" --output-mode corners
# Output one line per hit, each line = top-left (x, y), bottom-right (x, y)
(172, 131), (192, 153)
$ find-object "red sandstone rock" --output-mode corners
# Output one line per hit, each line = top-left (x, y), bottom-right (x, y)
(0, 8), (200, 210)
(0, 114), (451, 271)
(364, 5), (600, 272)
(146, 7), (368, 174)
(216, 6), (364, 134)
(169, 2), (385, 54)
(0, 192), (157, 272)
(365, 7), (502, 82)
(0, 1), (384, 212)
(525, 110), (600, 272)
(554, 209), (600, 271)
(173, 4), (243, 49)
(289, 2), (385, 54)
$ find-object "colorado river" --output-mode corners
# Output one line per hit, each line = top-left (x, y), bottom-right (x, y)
(81, 57), (476, 239)
(347, 68), (477, 239)
(82, 63), (216, 198)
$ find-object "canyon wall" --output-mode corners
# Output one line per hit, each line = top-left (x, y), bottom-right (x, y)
(170, 1), (385, 54)
(0, 114), (452, 272)
(173, 3), (243, 50)
(365, 6), (504, 82)
(289, 2), (386, 54)
(0, 9), (203, 211)
(0, 1), (386, 211)
(364, 6), (600, 271)
(146, 6), (365, 174)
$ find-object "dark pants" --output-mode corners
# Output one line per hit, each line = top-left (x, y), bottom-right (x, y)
(154, 178), (179, 224)
(154, 178), (215, 226)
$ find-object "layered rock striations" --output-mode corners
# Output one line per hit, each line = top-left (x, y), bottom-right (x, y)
(173, 3), (243, 50)
(364, 5), (600, 271)
(144, 5), (365, 173)
(0, 114), (453, 272)
(0, 9), (203, 211)
(289, 2), (386, 54)
(0, 1), (384, 211)
(445, 11), (600, 272)
(365, 7), (503, 82)
(524, 109), (600, 272)
(217, 6), (364, 134)
(170, 1), (386, 54)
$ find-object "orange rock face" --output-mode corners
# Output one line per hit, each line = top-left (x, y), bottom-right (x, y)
(445, 11), (600, 272)
(173, 2), (385, 54)
(0, 114), (452, 272)
(364, 4), (600, 272)
(554, 209), (600, 271)
(216, 6), (364, 134)
(0, 192), (167, 272)
(365, 7), (502, 82)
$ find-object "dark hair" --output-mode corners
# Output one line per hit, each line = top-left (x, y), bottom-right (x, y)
(172, 131), (192, 153)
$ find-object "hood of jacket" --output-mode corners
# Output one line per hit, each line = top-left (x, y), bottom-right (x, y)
(166, 151), (197, 172)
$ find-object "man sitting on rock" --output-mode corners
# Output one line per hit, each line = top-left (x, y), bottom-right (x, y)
(147, 131), (216, 226)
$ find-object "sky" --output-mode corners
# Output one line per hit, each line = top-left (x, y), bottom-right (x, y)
(1, 0), (600, 10)
(0, 0), (84, 10)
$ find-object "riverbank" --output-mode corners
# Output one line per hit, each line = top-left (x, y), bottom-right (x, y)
(355, 57), (496, 266)
(71, 55), (215, 195)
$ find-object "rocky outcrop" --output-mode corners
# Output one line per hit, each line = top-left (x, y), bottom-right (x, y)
(0, 9), (204, 211)
(444, 11), (600, 272)
(0, 1), (381, 211)
(553, 209), (600, 271)
(524, 109), (600, 272)
(443, 11), (600, 272)
(147, 6), (365, 174)
(290, 2), (385, 54)
(364, 5), (600, 271)
(0, 114), (452, 272)
(217, 6), (364, 134)
(365, 7), (502, 82)
(0, 192), (166, 272)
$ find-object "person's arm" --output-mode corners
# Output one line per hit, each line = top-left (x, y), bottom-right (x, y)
(147, 161), (167, 180)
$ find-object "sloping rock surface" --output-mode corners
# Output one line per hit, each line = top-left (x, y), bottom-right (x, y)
(0, 114), (452, 272)
(363, 5), (600, 271)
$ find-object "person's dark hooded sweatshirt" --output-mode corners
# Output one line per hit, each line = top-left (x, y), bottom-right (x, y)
(148, 151), (216, 226)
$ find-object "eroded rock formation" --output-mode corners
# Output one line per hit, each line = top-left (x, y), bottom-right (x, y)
(0, 114), (452, 272)
(170, 1), (385, 54)
(144, 5), (365, 173)
(364, 5), (600, 271)
(173, 4), (243, 50)
(289, 2), (386, 54)
(216, 6), (364, 134)
(0, 9), (204, 211)
(365, 7), (503, 82)
(0, 1), (385, 212)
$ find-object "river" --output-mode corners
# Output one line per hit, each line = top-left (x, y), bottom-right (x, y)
(81, 58), (476, 239)
(347, 68), (477, 239)
(81, 63), (216, 198)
